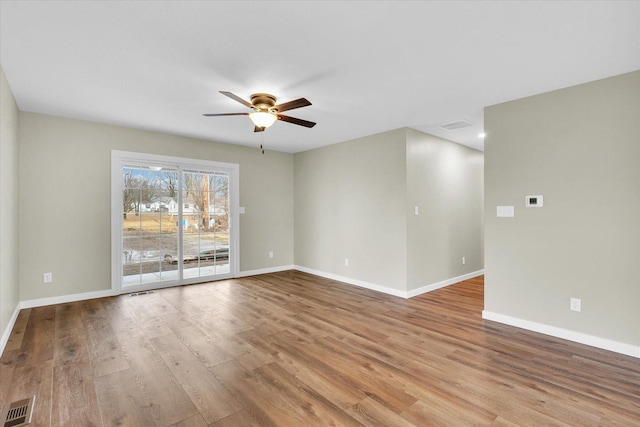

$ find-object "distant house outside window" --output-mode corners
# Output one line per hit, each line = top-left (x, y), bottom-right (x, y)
(184, 203), (190, 209)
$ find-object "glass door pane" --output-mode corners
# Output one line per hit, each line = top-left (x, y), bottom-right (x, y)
(182, 170), (230, 280)
(122, 166), (179, 288)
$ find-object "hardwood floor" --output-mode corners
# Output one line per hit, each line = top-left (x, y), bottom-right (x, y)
(1, 271), (638, 426)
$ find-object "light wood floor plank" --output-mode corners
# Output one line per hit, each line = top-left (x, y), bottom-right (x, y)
(83, 317), (128, 378)
(3, 308), (31, 352)
(17, 306), (55, 368)
(346, 396), (414, 427)
(149, 333), (242, 424)
(118, 335), (199, 425)
(211, 409), (262, 427)
(51, 361), (101, 427)
(93, 368), (156, 426)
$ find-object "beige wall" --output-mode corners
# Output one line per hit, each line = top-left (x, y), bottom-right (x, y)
(484, 71), (640, 346)
(0, 66), (20, 339)
(19, 113), (294, 301)
(406, 129), (484, 291)
(294, 128), (484, 293)
(294, 129), (408, 291)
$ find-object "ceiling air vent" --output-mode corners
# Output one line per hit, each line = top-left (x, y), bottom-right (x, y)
(1, 396), (35, 427)
(438, 120), (474, 131)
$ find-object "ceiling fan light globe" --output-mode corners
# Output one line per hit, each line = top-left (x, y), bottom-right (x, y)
(249, 111), (277, 128)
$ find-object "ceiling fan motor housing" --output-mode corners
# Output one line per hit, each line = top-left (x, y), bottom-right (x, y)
(250, 93), (277, 111)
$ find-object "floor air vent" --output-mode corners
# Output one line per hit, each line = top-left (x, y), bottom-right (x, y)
(1, 396), (35, 427)
(128, 290), (155, 297)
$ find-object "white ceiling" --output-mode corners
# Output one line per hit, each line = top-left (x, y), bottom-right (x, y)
(1, 1), (638, 153)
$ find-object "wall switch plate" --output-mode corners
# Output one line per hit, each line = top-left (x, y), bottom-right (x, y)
(497, 206), (515, 217)
(269, 251), (274, 258)
(345, 258), (349, 267)
(44, 272), (53, 283)
(414, 206), (419, 215)
(570, 298), (581, 312)
(462, 257), (466, 265)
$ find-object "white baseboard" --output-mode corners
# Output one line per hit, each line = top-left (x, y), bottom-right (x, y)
(406, 270), (485, 298)
(294, 265), (484, 299)
(19, 289), (117, 310)
(482, 310), (640, 359)
(237, 265), (295, 278)
(0, 304), (21, 356)
(293, 265), (407, 298)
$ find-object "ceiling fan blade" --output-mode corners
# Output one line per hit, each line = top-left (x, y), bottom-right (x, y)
(277, 114), (316, 128)
(274, 98), (312, 113)
(254, 126), (265, 133)
(202, 112), (249, 117)
(219, 91), (254, 109)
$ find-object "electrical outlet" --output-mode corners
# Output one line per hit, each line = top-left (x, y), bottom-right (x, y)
(570, 298), (581, 312)
(345, 258), (349, 267)
(269, 251), (274, 258)
(44, 272), (53, 283)
(462, 257), (466, 265)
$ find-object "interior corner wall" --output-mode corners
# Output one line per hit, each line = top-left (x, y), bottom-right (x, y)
(0, 65), (20, 344)
(484, 71), (640, 348)
(406, 129), (484, 291)
(18, 113), (294, 302)
(293, 129), (408, 292)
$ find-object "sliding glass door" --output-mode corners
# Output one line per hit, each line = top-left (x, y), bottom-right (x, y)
(112, 151), (239, 294)
(181, 170), (230, 280)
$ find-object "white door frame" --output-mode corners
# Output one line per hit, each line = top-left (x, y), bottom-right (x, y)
(111, 150), (240, 294)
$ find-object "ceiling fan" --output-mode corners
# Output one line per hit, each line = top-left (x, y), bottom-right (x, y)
(203, 91), (316, 133)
